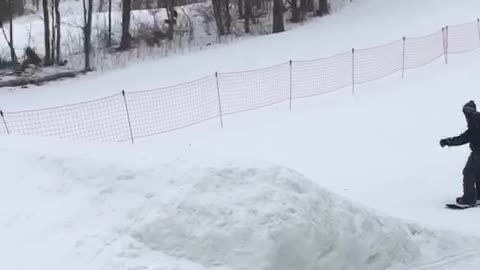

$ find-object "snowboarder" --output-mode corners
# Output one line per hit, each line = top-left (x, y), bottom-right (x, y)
(440, 100), (480, 207)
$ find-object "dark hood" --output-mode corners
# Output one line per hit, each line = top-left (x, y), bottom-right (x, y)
(464, 100), (477, 127)
(463, 100), (476, 112)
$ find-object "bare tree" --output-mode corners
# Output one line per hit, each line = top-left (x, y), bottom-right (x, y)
(120, 0), (131, 49)
(43, 0), (61, 65)
(108, 0), (112, 46)
(42, 0), (51, 64)
(238, 0), (243, 18)
(308, 0), (314, 11)
(300, 0), (313, 12)
(8, 0), (16, 62)
(316, 0), (328, 16)
(224, 0), (231, 34)
(0, 0), (17, 63)
(1, 0), (23, 21)
(83, 0), (94, 70)
(54, 0), (60, 64)
(211, 0), (225, 35)
(98, 0), (105, 12)
(13, 0), (24, 15)
(243, 0), (251, 33)
(290, 0), (301, 22)
(51, 1), (55, 62)
(32, 0), (40, 11)
(0, 1), (7, 22)
(165, 0), (176, 40)
(272, 0), (285, 33)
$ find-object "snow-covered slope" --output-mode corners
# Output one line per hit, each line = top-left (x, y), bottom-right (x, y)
(2, 0), (480, 269)
(1, 137), (479, 270)
(2, 0), (480, 110)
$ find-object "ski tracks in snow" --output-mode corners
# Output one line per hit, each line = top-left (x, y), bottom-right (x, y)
(405, 249), (480, 270)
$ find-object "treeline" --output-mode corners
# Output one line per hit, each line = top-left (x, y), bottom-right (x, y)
(1, 0), (333, 72)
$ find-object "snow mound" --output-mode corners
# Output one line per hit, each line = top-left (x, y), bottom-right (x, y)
(130, 163), (477, 270)
(0, 141), (478, 270)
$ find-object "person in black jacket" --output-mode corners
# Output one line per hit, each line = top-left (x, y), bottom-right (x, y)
(440, 100), (480, 206)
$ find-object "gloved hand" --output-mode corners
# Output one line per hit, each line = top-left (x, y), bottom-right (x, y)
(440, 138), (449, 148)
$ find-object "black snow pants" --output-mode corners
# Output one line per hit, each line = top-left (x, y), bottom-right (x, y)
(462, 152), (480, 203)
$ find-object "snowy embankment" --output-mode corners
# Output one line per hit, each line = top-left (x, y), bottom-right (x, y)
(1, 136), (479, 270)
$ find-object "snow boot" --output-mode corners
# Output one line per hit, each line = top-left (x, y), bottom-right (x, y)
(456, 196), (476, 206)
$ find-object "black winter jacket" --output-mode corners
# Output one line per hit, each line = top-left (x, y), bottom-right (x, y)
(443, 101), (480, 153)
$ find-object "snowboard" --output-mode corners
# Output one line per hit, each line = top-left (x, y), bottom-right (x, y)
(445, 201), (480, 210)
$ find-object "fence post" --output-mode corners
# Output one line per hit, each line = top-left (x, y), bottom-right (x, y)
(215, 72), (224, 128)
(289, 60), (293, 110)
(0, 110), (9, 135)
(351, 48), (355, 94)
(121, 90), (135, 144)
(442, 26), (448, 64)
(446, 25), (449, 64)
(477, 18), (480, 42)
(402, 36), (406, 79)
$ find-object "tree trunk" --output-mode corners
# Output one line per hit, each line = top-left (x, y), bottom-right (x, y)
(253, 0), (260, 9)
(42, 0), (51, 64)
(300, 0), (313, 12)
(83, 0), (94, 70)
(108, 0), (112, 46)
(307, 0), (314, 11)
(120, 0), (131, 50)
(51, 2), (55, 63)
(211, 0), (225, 36)
(0, 0), (7, 21)
(243, 0), (251, 33)
(165, 0), (176, 40)
(300, 0), (306, 10)
(8, 0), (17, 63)
(55, 0), (60, 64)
(98, 0), (105, 12)
(238, 0), (243, 18)
(291, 0), (300, 22)
(224, 0), (231, 34)
(250, 0), (257, 24)
(272, 0), (285, 33)
(14, 0), (24, 15)
(316, 0), (328, 16)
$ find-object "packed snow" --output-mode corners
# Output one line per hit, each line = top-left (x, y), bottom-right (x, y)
(2, 0), (480, 269)
(1, 137), (480, 270)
